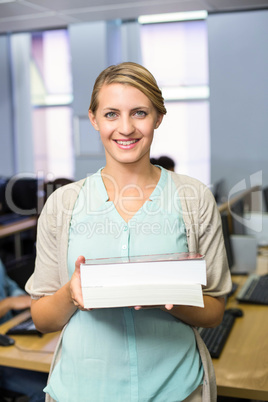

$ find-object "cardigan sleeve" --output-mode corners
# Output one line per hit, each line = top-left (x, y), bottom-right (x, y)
(171, 172), (232, 298)
(196, 182), (232, 297)
(25, 194), (61, 299)
(25, 179), (86, 299)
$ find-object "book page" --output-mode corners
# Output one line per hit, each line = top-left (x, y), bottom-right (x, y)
(82, 283), (204, 309)
(81, 259), (206, 287)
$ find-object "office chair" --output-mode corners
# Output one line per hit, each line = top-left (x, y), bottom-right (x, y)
(0, 387), (29, 402)
(263, 186), (268, 212)
(44, 177), (73, 202)
(5, 254), (36, 290)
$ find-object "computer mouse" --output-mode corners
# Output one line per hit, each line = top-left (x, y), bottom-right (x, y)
(226, 308), (244, 317)
(0, 333), (15, 346)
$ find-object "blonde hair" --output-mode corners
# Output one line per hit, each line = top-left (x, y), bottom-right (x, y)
(89, 62), (167, 116)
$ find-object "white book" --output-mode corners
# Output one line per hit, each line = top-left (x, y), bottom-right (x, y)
(80, 252), (206, 309)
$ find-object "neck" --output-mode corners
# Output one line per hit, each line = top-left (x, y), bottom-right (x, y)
(102, 160), (156, 188)
(102, 159), (159, 190)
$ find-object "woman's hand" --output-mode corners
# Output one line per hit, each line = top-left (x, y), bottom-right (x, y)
(133, 297), (225, 328)
(160, 296), (226, 328)
(133, 304), (173, 310)
(31, 256), (88, 333)
(69, 256), (89, 311)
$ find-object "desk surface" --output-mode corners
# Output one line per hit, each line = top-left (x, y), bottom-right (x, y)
(0, 254), (268, 396)
(0, 216), (37, 238)
(214, 252), (268, 400)
(0, 216), (37, 258)
(0, 310), (59, 373)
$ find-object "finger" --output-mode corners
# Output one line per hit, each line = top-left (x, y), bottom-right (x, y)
(71, 297), (85, 309)
(72, 298), (79, 307)
(165, 304), (173, 310)
(75, 256), (85, 273)
(71, 256), (86, 308)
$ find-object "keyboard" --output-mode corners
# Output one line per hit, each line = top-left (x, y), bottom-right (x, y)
(6, 317), (42, 336)
(236, 273), (268, 305)
(198, 309), (240, 358)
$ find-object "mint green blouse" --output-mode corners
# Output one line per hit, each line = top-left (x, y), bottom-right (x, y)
(44, 167), (203, 401)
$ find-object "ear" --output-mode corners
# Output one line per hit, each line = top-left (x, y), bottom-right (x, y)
(155, 114), (164, 129)
(88, 110), (99, 131)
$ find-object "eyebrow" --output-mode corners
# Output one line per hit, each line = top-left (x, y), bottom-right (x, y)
(103, 106), (150, 112)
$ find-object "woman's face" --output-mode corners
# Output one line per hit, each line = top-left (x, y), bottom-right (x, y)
(88, 83), (163, 167)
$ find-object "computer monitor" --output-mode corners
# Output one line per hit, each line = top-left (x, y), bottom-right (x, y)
(263, 187), (268, 212)
(0, 178), (11, 215)
(230, 199), (245, 235)
(221, 213), (234, 270)
(212, 179), (225, 204)
(5, 177), (40, 216)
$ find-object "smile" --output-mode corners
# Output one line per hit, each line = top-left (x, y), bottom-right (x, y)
(114, 139), (140, 145)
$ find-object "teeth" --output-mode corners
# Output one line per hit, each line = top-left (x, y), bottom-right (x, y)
(116, 140), (138, 145)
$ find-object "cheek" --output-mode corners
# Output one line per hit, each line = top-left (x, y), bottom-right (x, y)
(98, 122), (112, 134)
(98, 124), (116, 144)
(143, 122), (156, 136)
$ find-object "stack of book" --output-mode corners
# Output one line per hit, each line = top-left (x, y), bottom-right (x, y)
(80, 252), (206, 309)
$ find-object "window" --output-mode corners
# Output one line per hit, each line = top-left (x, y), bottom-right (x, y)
(31, 29), (74, 180)
(140, 17), (210, 185)
(29, 18), (210, 184)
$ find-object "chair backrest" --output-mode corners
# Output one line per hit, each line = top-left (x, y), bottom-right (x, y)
(44, 178), (74, 200)
(0, 387), (29, 401)
(263, 186), (268, 212)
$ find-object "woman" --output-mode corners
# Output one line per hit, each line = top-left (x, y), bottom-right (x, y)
(26, 62), (232, 402)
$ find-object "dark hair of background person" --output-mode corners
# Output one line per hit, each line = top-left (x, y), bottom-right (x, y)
(150, 156), (175, 172)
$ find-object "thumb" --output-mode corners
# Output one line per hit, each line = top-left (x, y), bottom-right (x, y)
(75, 255), (86, 275)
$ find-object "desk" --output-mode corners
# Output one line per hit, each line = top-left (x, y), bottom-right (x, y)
(214, 253), (268, 400)
(0, 216), (37, 258)
(0, 310), (60, 373)
(1, 257), (268, 395)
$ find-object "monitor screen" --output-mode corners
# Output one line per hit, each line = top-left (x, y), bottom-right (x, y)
(4, 177), (40, 216)
(221, 213), (234, 270)
(263, 187), (268, 212)
(230, 199), (245, 235)
(212, 179), (225, 204)
(0, 178), (10, 215)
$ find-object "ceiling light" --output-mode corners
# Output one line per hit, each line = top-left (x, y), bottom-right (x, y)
(138, 11), (207, 24)
(161, 86), (209, 101)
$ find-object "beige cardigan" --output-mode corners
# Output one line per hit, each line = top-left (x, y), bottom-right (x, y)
(26, 171), (232, 402)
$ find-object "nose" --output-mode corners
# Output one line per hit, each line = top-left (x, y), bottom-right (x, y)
(118, 115), (135, 136)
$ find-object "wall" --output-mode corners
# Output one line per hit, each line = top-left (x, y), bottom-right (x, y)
(11, 33), (34, 174)
(2, 11), (268, 186)
(0, 34), (33, 178)
(69, 20), (142, 180)
(0, 35), (15, 177)
(69, 21), (108, 180)
(208, 10), (268, 201)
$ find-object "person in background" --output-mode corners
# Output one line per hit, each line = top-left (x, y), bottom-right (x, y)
(150, 155), (176, 171)
(26, 62), (232, 402)
(0, 259), (48, 401)
(149, 156), (158, 166)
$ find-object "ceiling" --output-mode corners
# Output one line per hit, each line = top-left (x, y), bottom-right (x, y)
(1, 0), (268, 34)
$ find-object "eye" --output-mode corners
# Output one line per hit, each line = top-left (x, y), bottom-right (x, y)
(134, 110), (147, 118)
(105, 111), (117, 119)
